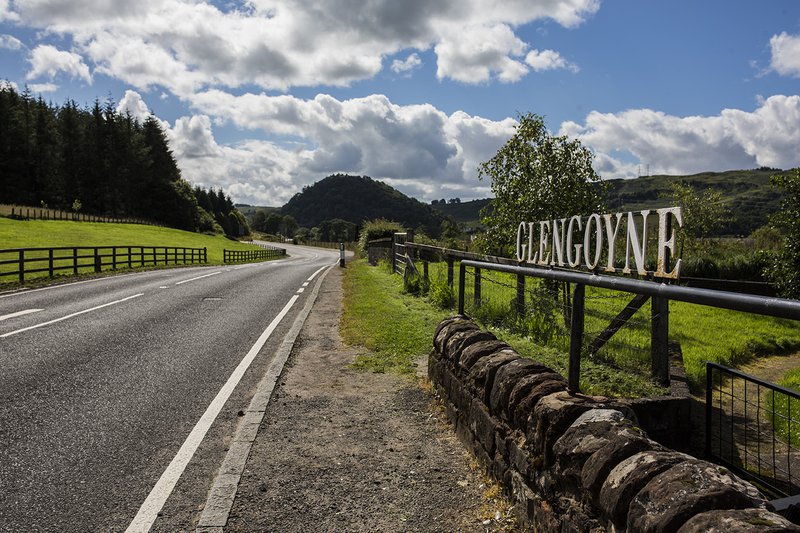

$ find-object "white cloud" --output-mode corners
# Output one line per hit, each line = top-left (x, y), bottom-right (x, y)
(27, 45), (92, 83)
(770, 32), (800, 78)
(391, 53), (422, 74)
(29, 82), (58, 93)
(0, 34), (23, 50)
(152, 90), (517, 204)
(4, 0), (599, 94)
(116, 89), (152, 123)
(0, 0), (19, 22)
(525, 49), (578, 72)
(560, 95), (800, 178)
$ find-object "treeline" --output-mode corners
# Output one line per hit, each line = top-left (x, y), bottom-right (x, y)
(0, 83), (247, 236)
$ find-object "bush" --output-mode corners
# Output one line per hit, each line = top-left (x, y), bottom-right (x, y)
(358, 218), (405, 256)
(428, 278), (455, 310)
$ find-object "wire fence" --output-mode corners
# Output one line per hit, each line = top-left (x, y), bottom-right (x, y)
(707, 363), (800, 498)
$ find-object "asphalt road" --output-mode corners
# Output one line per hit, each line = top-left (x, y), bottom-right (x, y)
(0, 243), (341, 532)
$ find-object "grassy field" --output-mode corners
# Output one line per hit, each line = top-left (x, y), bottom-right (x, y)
(0, 217), (274, 286)
(341, 259), (666, 398)
(419, 260), (800, 391)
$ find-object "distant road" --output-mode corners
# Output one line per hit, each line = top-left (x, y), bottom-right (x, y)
(0, 243), (341, 532)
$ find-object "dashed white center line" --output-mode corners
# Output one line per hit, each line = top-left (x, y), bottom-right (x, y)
(296, 287), (305, 294)
(174, 271), (221, 285)
(0, 294), (144, 338)
(0, 308), (43, 322)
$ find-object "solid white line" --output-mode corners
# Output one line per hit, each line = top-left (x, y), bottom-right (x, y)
(307, 265), (326, 281)
(174, 271), (221, 285)
(0, 294), (144, 338)
(125, 293), (301, 533)
(0, 308), (43, 322)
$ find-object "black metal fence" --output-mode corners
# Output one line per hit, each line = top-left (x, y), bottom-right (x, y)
(706, 363), (800, 498)
(223, 247), (285, 263)
(0, 246), (207, 284)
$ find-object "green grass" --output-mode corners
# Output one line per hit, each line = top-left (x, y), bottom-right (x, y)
(340, 259), (666, 397)
(341, 259), (451, 375)
(767, 368), (800, 446)
(421, 260), (800, 391)
(0, 217), (276, 286)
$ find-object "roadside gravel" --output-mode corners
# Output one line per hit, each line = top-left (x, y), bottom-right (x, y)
(223, 266), (515, 532)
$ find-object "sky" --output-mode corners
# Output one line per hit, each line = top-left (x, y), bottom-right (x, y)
(1, 0), (799, 207)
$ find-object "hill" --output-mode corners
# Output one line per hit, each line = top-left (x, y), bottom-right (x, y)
(605, 168), (790, 236)
(432, 169), (790, 236)
(432, 198), (491, 225)
(280, 174), (447, 236)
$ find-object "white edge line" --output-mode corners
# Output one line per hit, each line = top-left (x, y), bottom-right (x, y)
(0, 308), (43, 322)
(125, 293), (301, 533)
(0, 294), (143, 338)
(307, 265), (326, 281)
(174, 271), (221, 285)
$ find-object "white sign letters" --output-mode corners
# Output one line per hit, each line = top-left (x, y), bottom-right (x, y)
(516, 207), (683, 279)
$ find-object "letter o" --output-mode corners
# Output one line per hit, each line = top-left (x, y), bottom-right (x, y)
(583, 213), (603, 269)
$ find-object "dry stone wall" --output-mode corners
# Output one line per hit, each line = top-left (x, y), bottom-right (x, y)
(429, 315), (799, 532)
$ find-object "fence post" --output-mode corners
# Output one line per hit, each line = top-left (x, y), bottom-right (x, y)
(49, 249), (54, 278)
(516, 273), (525, 315)
(18, 250), (24, 284)
(568, 283), (585, 394)
(203, 247), (207, 263)
(391, 234), (397, 274)
(458, 262), (466, 315)
(423, 261), (429, 285)
(73, 247), (78, 275)
(651, 296), (670, 386)
(447, 256), (454, 288)
(473, 266), (481, 309)
(112, 247), (117, 271)
(94, 247), (101, 273)
(705, 363), (713, 459)
(128, 247), (132, 269)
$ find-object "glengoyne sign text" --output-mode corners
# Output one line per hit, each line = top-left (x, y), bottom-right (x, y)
(516, 207), (684, 279)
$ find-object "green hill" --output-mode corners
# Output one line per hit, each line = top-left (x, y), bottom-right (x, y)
(280, 174), (447, 236)
(605, 168), (790, 236)
(432, 198), (491, 225)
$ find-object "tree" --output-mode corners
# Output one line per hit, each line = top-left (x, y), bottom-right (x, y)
(668, 182), (729, 255)
(477, 113), (604, 256)
(280, 215), (298, 238)
(766, 169), (800, 299)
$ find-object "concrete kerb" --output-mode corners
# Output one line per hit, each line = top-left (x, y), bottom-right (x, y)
(195, 264), (334, 532)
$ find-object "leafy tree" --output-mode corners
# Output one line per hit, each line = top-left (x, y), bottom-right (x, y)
(766, 169), (800, 298)
(280, 214), (298, 238)
(263, 212), (283, 235)
(668, 182), (730, 255)
(477, 113), (604, 256)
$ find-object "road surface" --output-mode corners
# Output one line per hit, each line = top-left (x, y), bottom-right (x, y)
(0, 243), (340, 532)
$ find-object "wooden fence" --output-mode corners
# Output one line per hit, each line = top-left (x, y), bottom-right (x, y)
(0, 246), (207, 284)
(1, 204), (164, 227)
(223, 247), (286, 263)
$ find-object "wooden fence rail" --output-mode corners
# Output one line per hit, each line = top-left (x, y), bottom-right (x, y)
(0, 246), (207, 284)
(223, 247), (286, 263)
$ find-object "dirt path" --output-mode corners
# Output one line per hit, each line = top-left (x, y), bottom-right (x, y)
(223, 267), (515, 532)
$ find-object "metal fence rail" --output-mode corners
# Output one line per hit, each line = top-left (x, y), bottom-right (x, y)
(0, 246), (207, 283)
(706, 362), (800, 498)
(223, 247), (285, 263)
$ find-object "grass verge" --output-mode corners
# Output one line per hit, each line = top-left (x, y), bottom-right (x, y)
(0, 217), (279, 287)
(341, 259), (666, 398)
(767, 368), (800, 446)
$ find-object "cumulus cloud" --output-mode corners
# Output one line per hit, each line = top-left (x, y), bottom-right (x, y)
(391, 53), (422, 74)
(29, 82), (58, 93)
(116, 89), (153, 123)
(0, 0), (19, 22)
(4, 0), (599, 94)
(27, 44), (92, 83)
(149, 90), (516, 204)
(0, 34), (23, 50)
(770, 32), (800, 78)
(525, 49), (578, 72)
(560, 95), (800, 178)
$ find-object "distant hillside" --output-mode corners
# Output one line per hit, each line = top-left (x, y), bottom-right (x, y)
(605, 168), (790, 236)
(432, 198), (491, 225)
(235, 205), (281, 218)
(280, 174), (447, 235)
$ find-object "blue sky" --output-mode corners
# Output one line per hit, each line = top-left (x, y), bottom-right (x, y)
(1, 0), (799, 206)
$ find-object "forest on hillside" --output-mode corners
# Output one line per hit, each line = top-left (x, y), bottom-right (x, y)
(0, 84), (247, 236)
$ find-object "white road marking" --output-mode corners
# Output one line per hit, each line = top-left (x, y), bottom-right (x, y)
(307, 265), (327, 281)
(0, 308), (43, 322)
(174, 271), (221, 285)
(296, 287), (305, 293)
(125, 293), (301, 533)
(0, 294), (144, 338)
(302, 282), (309, 287)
